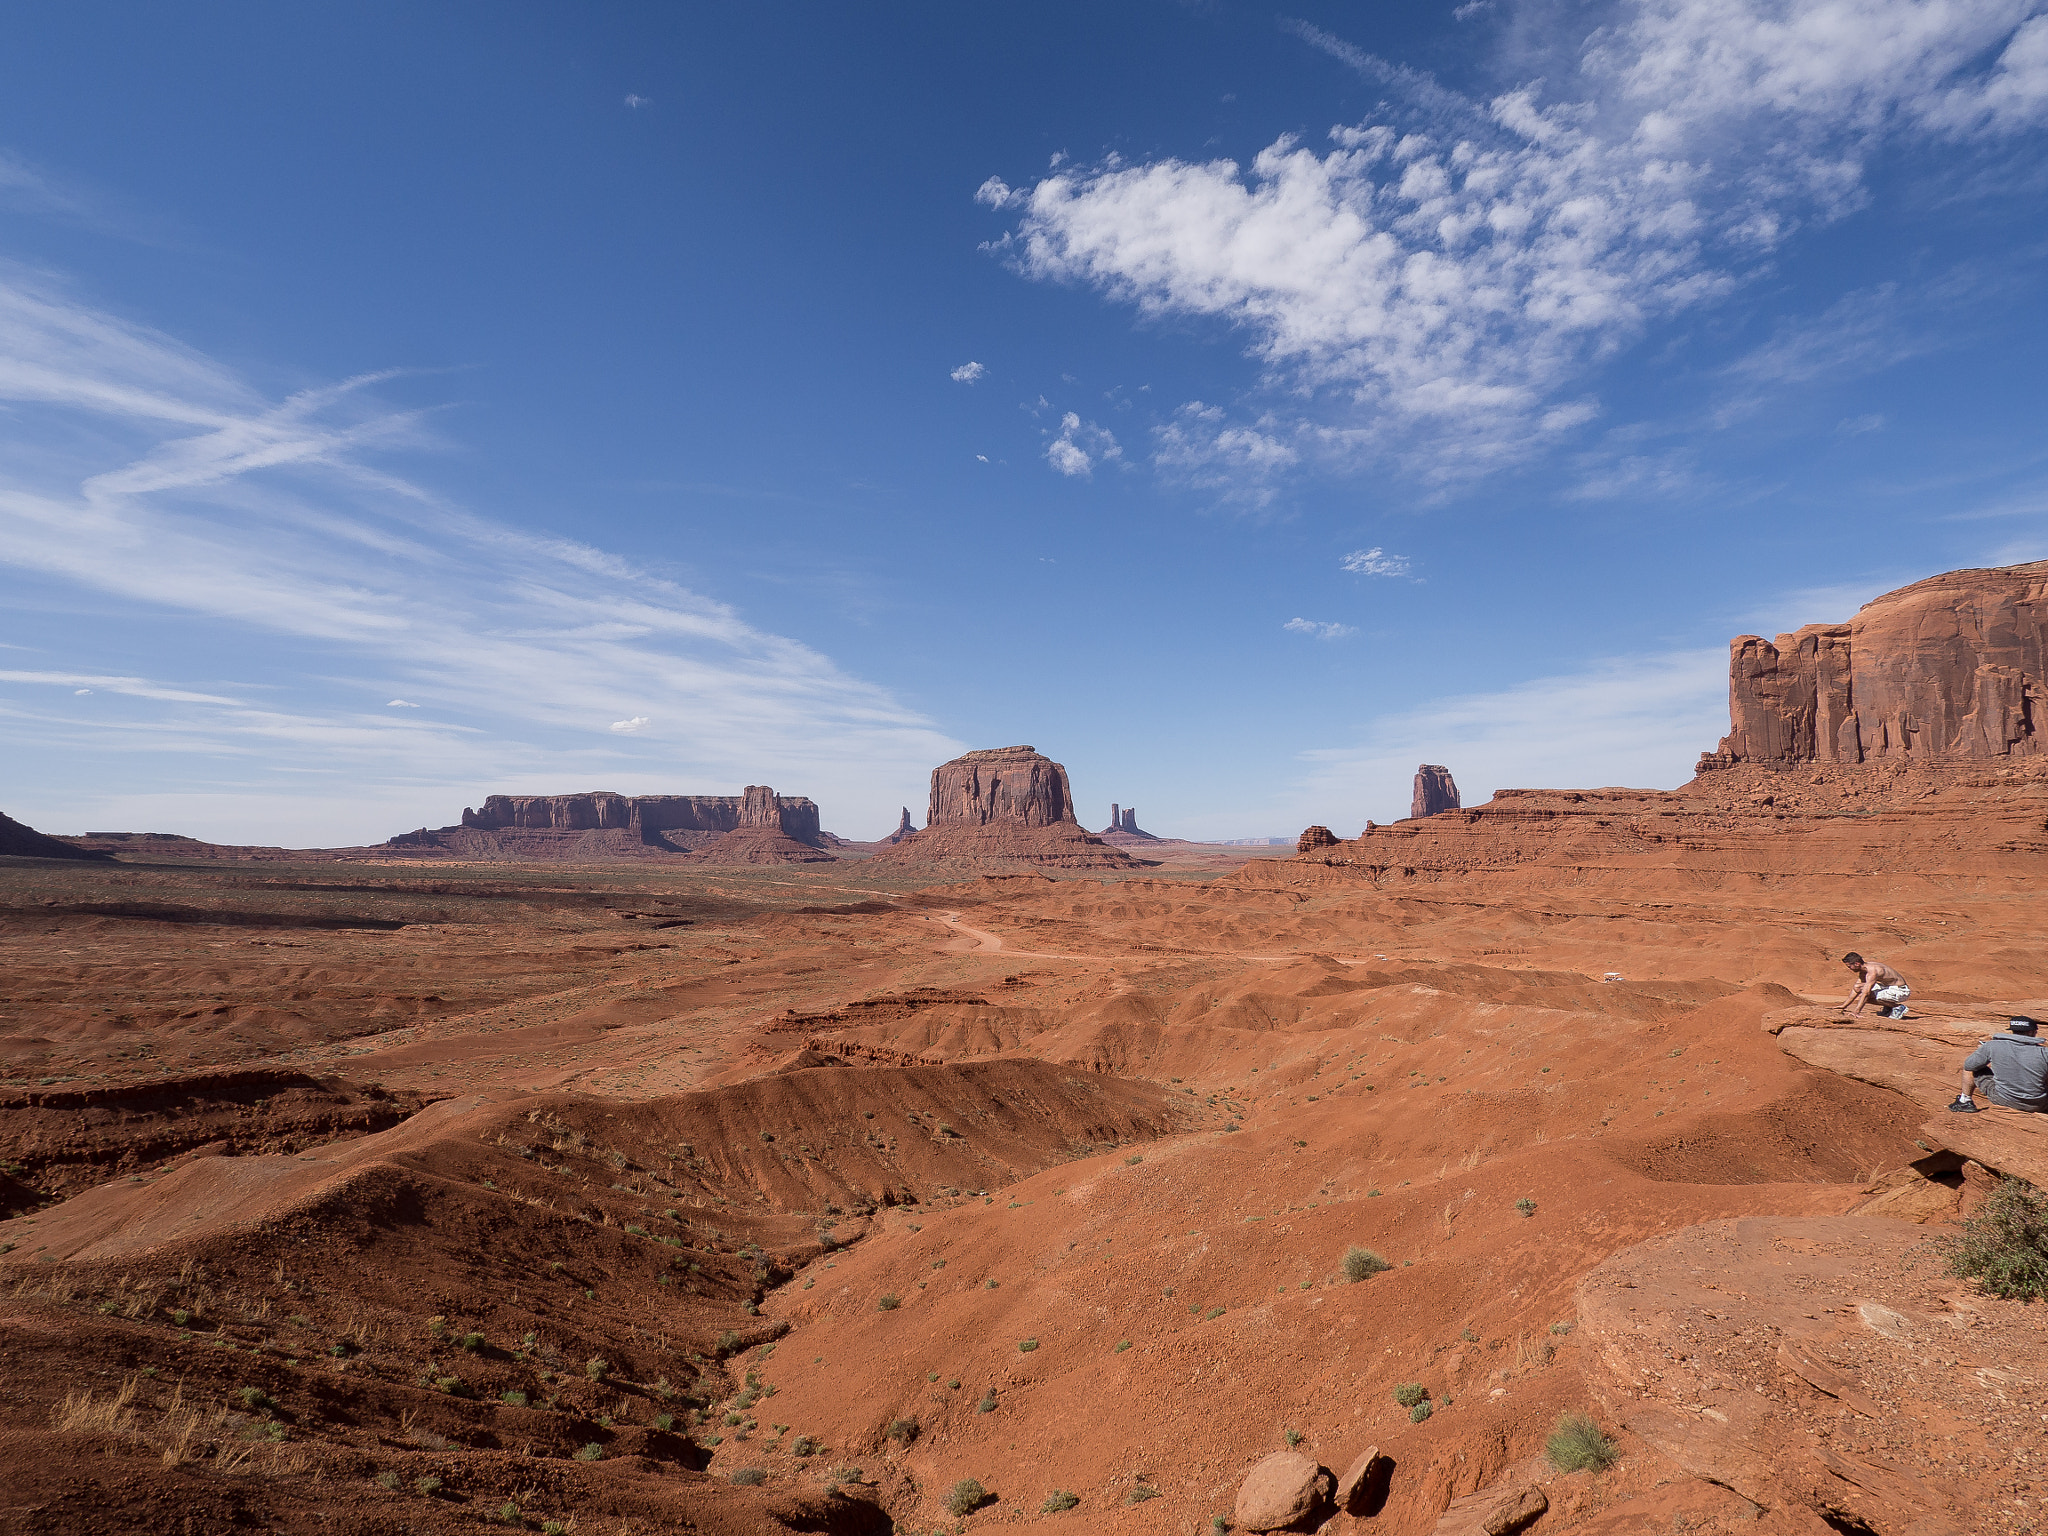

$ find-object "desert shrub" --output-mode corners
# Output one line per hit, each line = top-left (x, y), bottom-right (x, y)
(415, 1475), (443, 1496)
(1017, 1338), (1038, 1352)
(1283, 1427), (1302, 1447)
(1550, 1320), (1575, 1336)
(172, 1309), (191, 1326)
(585, 1357), (609, 1381)
(976, 1389), (996, 1413)
(1114, 1339), (1131, 1353)
(886, 1417), (919, 1445)
(877, 1293), (900, 1311)
(427, 1315), (448, 1338)
(375, 1471), (400, 1490)
(328, 1339), (357, 1358)
(1125, 1154), (1143, 1165)
(497, 1501), (520, 1524)
(1943, 1178), (2048, 1300)
(1392, 1383), (1427, 1407)
(236, 1387), (272, 1411)
(1127, 1485), (1161, 1505)
(730, 1467), (767, 1486)
(574, 1442), (605, 1462)
(459, 1332), (485, 1352)
(542, 1524), (569, 1536)
(1515, 1198), (1537, 1218)
(501, 1390), (528, 1408)
(946, 1478), (989, 1515)
(625, 1224), (646, 1236)
(435, 1376), (466, 1396)
(1042, 1490), (1080, 1512)
(1546, 1412), (1618, 1472)
(715, 1330), (740, 1354)
(1205, 1307), (1225, 1320)
(1211, 1518), (1228, 1534)
(792, 1433), (821, 1456)
(1409, 1401), (1432, 1423)
(1342, 1246), (1391, 1283)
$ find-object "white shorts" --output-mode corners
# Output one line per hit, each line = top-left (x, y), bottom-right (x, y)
(1873, 983), (1910, 1003)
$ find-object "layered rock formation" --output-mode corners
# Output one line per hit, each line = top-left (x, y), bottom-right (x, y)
(1409, 764), (1460, 819)
(1100, 804), (1159, 840)
(1706, 558), (2048, 768)
(388, 787), (833, 861)
(881, 808), (915, 844)
(873, 747), (1136, 867)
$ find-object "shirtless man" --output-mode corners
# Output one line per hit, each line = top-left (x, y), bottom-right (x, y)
(1840, 952), (1910, 1019)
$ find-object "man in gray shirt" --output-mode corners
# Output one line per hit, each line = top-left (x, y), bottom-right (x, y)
(1951, 1017), (2048, 1113)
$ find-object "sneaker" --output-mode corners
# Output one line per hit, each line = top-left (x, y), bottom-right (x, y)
(1949, 1097), (1980, 1113)
(1888, 1005), (1909, 1019)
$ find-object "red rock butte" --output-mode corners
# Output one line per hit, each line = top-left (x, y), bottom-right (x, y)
(871, 745), (1137, 867)
(385, 785), (838, 862)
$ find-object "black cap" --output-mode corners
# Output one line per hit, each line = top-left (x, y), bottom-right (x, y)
(2010, 1016), (2041, 1035)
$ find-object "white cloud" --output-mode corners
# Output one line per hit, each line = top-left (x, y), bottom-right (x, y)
(386, 698), (419, 707)
(0, 268), (962, 844)
(980, 2), (2048, 492)
(73, 687), (90, 695)
(1153, 401), (1298, 507)
(610, 715), (651, 733)
(1339, 546), (1412, 578)
(1283, 617), (1359, 639)
(1044, 411), (1121, 478)
(950, 360), (987, 383)
(624, 94), (650, 109)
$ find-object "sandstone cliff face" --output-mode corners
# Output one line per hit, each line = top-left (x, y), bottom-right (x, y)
(1, 810), (111, 862)
(1712, 559), (2048, 767)
(875, 746), (1135, 867)
(460, 790), (822, 844)
(1410, 765), (1461, 819)
(927, 746), (1078, 829)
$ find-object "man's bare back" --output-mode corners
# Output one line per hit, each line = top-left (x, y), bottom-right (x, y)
(1841, 952), (1906, 1015)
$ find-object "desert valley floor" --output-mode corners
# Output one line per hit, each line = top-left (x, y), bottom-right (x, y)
(5, 761), (2048, 1536)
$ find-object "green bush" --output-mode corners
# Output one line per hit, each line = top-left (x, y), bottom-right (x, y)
(792, 1434), (821, 1456)
(1017, 1338), (1038, 1352)
(1392, 1383), (1427, 1407)
(1113, 1339), (1131, 1353)
(877, 1293), (900, 1311)
(1127, 1485), (1161, 1505)
(730, 1467), (767, 1486)
(574, 1442), (604, 1462)
(1944, 1178), (2048, 1300)
(886, 1417), (919, 1444)
(977, 1389), (996, 1413)
(501, 1390), (528, 1407)
(1515, 1198), (1537, 1217)
(1409, 1401), (1432, 1423)
(497, 1501), (521, 1524)
(414, 1475), (442, 1496)
(1041, 1490), (1079, 1512)
(946, 1478), (989, 1516)
(584, 1357), (609, 1381)
(1341, 1246), (1391, 1283)
(1546, 1412), (1618, 1472)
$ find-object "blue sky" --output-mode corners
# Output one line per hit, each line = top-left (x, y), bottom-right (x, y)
(4, 1), (2047, 845)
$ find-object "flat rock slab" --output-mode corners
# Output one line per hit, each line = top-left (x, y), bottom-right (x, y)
(1429, 1479), (1547, 1536)
(1918, 1107), (2048, 1190)
(1577, 1214), (2048, 1536)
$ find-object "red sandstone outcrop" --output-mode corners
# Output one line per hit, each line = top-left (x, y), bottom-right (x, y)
(881, 808), (915, 844)
(389, 786), (833, 860)
(1101, 803), (1159, 840)
(1708, 558), (2048, 768)
(873, 747), (1136, 867)
(1410, 764), (1460, 818)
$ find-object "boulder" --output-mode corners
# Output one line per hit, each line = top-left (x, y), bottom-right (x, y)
(1710, 558), (2048, 766)
(1411, 764), (1461, 818)
(1232, 1450), (1332, 1532)
(1334, 1444), (1387, 1514)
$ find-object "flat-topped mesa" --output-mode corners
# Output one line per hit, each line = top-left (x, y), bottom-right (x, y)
(459, 789), (822, 844)
(875, 746), (1138, 867)
(1707, 558), (2048, 769)
(1410, 765), (1460, 819)
(928, 745), (1077, 828)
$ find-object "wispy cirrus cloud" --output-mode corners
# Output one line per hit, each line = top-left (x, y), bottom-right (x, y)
(977, 1), (2048, 496)
(1043, 411), (1120, 477)
(1340, 547), (1413, 578)
(0, 266), (961, 843)
(1283, 617), (1358, 639)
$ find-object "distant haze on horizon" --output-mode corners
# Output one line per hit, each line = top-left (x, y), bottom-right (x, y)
(3, 2), (2046, 847)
